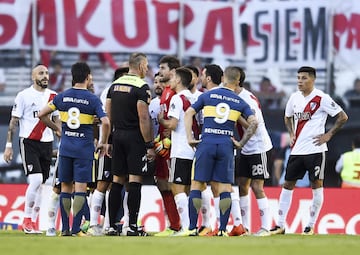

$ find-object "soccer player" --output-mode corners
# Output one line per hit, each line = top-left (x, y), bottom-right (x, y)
(270, 66), (348, 235)
(3, 65), (59, 234)
(38, 62), (110, 236)
(153, 55), (182, 236)
(106, 52), (155, 236)
(158, 67), (198, 236)
(234, 67), (273, 236)
(184, 64), (212, 236)
(149, 73), (163, 139)
(185, 66), (258, 236)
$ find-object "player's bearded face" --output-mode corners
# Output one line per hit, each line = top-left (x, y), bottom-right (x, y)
(36, 78), (48, 88)
(155, 86), (163, 96)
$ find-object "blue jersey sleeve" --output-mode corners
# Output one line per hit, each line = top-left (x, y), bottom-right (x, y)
(191, 93), (205, 113)
(240, 99), (254, 120)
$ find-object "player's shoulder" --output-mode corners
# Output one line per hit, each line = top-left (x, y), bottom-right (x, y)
(115, 74), (148, 88)
(17, 85), (33, 95)
(45, 88), (57, 95)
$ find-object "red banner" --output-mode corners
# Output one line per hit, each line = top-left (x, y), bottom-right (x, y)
(1, 184), (359, 234)
(0, 0), (243, 59)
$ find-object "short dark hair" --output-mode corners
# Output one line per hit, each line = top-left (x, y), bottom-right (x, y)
(353, 134), (360, 148)
(184, 65), (199, 77)
(234, 66), (246, 86)
(159, 55), (180, 70)
(175, 67), (193, 89)
(71, 62), (91, 84)
(204, 64), (223, 85)
(113, 67), (129, 81)
(297, 66), (316, 79)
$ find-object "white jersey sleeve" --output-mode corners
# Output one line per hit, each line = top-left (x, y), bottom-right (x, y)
(238, 89), (272, 154)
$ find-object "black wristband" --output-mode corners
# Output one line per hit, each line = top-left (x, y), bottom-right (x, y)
(145, 141), (154, 149)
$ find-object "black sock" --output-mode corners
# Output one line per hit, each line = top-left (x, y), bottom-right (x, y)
(127, 182), (142, 226)
(108, 182), (123, 228)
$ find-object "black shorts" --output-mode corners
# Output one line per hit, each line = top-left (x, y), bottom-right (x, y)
(19, 138), (52, 182)
(96, 154), (112, 182)
(169, 158), (193, 185)
(111, 129), (152, 177)
(235, 150), (271, 180)
(285, 152), (326, 182)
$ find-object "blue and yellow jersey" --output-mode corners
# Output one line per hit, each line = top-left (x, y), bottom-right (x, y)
(49, 88), (106, 160)
(192, 87), (253, 144)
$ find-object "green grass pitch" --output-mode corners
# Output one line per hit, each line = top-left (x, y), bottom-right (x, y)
(0, 231), (359, 255)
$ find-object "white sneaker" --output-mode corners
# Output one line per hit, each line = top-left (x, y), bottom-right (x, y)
(87, 225), (103, 236)
(172, 228), (198, 237)
(46, 228), (57, 237)
(253, 228), (271, 237)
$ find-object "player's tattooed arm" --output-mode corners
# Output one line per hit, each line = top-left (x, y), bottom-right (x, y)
(314, 111), (348, 146)
(234, 115), (258, 149)
(6, 116), (19, 143)
(3, 116), (19, 163)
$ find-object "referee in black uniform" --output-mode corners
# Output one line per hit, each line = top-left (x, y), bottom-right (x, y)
(105, 52), (155, 236)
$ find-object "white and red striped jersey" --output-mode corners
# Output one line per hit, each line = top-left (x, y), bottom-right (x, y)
(285, 88), (343, 155)
(12, 85), (58, 142)
(238, 88), (273, 155)
(168, 89), (195, 160)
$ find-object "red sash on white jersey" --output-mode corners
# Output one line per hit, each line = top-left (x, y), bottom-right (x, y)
(293, 95), (321, 148)
(28, 92), (56, 141)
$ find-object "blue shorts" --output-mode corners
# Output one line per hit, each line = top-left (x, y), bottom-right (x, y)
(58, 155), (93, 183)
(192, 142), (234, 184)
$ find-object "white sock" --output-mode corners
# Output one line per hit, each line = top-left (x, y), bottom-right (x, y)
(24, 174), (42, 218)
(174, 192), (189, 229)
(103, 190), (110, 229)
(90, 189), (105, 226)
(31, 184), (42, 223)
(213, 196), (220, 229)
(48, 190), (59, 229)
(308, 187), (324, 228)
(277, 188), (293, 228)
(257, 197), (270, 231)
(201, 189), (212, 228)
(231, 192), (243, 226)
(239, 194), (250, 230)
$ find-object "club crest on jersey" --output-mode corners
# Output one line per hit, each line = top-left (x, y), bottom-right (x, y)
(310, 102), (317, 111)
(27, 164), (34, 172)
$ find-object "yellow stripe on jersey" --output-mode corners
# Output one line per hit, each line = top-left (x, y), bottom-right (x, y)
(203, 105), (241, 122)
(59, 111), (94, 125)
(48, 101), (57, 111)
(113, 75), (147, 88)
